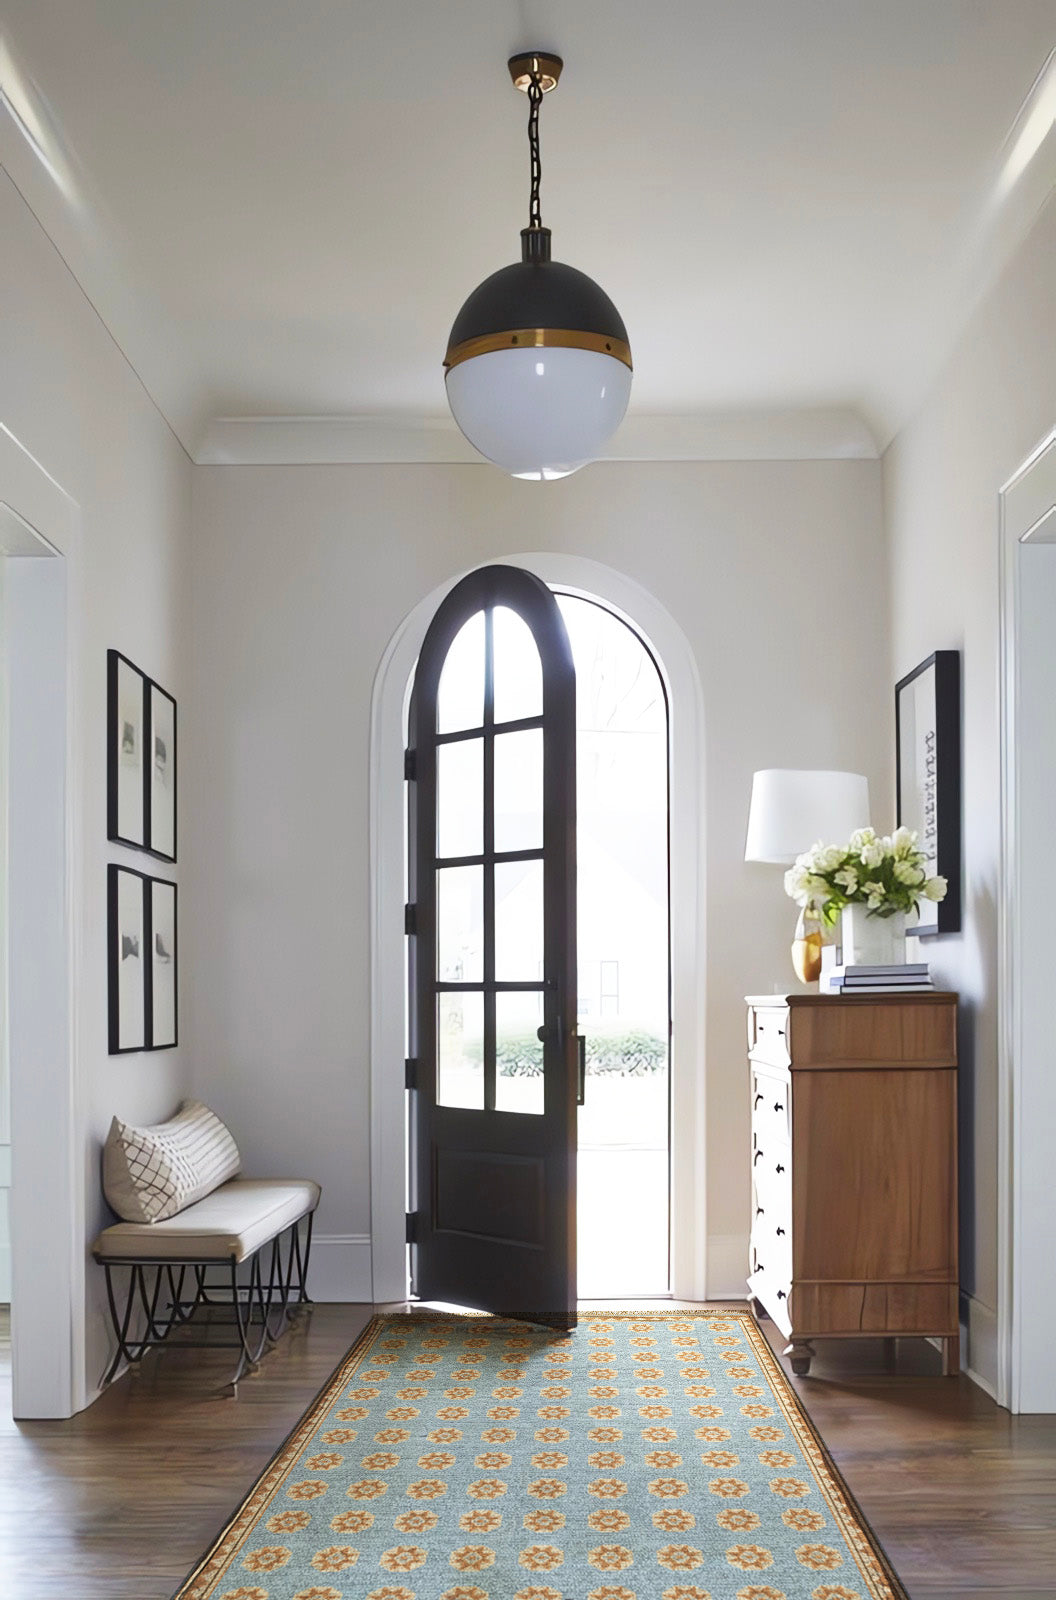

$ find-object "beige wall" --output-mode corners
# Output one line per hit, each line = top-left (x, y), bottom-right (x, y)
(188, 456), (888, 1296)
(884, 192), (1056, 1391)
(0, 168), (193, 1402)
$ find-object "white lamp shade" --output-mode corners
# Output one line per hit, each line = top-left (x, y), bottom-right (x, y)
(744, 769), (871, 864)
(445, 346), (633, 479)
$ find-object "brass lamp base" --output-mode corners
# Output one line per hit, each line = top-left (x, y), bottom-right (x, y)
(791, 909), (823, 984)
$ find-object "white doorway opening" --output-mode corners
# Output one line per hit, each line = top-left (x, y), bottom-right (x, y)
(558, 594), (670, 1297)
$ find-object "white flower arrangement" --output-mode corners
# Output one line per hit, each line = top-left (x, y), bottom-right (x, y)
(784, 825), (947, 926)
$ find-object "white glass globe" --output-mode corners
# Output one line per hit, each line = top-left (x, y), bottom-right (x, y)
(446, 345), (632, 479)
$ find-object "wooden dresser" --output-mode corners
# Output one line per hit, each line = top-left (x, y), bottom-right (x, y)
(746, 992), (959, 1375)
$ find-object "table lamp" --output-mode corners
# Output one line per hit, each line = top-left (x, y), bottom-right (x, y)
(745, 769), (870, 982)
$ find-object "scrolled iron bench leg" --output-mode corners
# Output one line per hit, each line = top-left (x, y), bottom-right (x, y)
(97, 1205), (320, 1392)
(291, 1210), (315, 1312)
(228, 1253), (258, 1392)
(102, 1263), (140, 1385)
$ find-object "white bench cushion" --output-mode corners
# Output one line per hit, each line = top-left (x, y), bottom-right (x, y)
(93, 1178), (320, 1263)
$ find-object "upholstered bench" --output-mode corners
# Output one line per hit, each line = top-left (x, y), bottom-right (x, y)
(92, 1101), (320, 1390)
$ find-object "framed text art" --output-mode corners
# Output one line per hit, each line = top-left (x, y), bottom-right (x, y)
(107, 650), (177, 862)
(895, 649), (961, 936)
(108, 865), (178, 1052)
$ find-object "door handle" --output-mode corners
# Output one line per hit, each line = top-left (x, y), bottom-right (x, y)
(576, 1035), (587, 1105)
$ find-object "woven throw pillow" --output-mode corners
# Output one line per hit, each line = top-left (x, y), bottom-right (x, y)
(103, 1100), (241, 1224)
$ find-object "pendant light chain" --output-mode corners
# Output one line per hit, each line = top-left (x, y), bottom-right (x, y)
(527, 73), (544, 230)
(444, 51), (632, 478)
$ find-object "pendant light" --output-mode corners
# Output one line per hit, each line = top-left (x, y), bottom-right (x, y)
(444, 53), (633, 481)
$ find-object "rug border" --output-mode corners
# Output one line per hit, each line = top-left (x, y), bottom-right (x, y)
(169, 1306), (912, 1600)
(170, 1312), (383, 1599)
(736, 1310), (912, 1600)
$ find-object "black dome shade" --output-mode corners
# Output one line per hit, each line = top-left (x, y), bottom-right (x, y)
(447, 258), (629, 353)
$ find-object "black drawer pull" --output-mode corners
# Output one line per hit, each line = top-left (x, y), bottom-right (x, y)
(774, 1102), (784, 1113)
(754, 1150), (764, 1164)
(755, 1262), (764, 1271)
(776, 1226), (785, 1236)
(775, 1163), (785, 1174)
(755, 1205), (764, 1216)
(754, 1093), (764, 1108)
(776, 1289), (786, 1300)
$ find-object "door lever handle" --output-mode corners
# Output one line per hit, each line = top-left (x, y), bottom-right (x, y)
(577, 1035), (587, 1105)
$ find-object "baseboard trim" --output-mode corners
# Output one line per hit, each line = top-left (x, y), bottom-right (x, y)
(706, 1233), (750, 1300)
(960, 1293), (1001, 1401)
(961, 1293), (1000, 1396)
(307, 1234), (372, 1303)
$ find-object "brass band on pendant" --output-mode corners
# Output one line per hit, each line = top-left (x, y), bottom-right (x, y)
(444, 327), (633, 372)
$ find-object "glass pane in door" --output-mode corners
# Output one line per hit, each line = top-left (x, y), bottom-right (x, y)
(494, 990), (545, 1115)
(494, 728), (543, 853)
(437, 991), (485, 1109)
(495, 859), (543, 982)
(493, 605), (543, 724)
(437, 738), (484, 858)
(437, 865), (483, 982)
(437, 611), (485, 733)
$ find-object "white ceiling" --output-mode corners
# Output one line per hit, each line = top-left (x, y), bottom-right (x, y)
(2, 0), (1055, 460)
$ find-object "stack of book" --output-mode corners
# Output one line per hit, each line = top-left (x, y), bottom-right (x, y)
(821, 962), (933, 994)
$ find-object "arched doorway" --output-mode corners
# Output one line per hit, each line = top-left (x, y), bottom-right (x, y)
(369, 554), (706, 1305)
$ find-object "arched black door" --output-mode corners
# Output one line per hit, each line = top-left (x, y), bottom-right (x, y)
(406, 565), (578, 1328)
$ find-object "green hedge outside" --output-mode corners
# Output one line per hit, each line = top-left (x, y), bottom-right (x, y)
(464, 1027), (667, 1078)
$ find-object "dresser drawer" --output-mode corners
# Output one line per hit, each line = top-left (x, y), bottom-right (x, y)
(748, 1005), (791, 1068)
(751, 1139), (791, 1202)
(751, 1210), (792, 1281)
(751, 1066), (791, 1149)
(749, 1236), (791, 1320)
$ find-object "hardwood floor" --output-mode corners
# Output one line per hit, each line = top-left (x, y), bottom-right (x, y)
(0, 1301), (374, 1600)
(2, 1302), (1055, 1598)
(753, 1316), (1056, 1600)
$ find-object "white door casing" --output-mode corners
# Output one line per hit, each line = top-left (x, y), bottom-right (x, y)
(369, 553), (707, 1305)
(999, 427), (1056, 1413)
(0, 423), (85, 1417)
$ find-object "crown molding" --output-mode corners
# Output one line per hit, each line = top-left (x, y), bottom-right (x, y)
(194, 408), (879, 466)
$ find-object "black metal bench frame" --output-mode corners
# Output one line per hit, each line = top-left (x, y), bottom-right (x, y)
(94, 1210), (314, 1391)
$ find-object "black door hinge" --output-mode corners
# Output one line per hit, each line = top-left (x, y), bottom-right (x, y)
(404, 747), (417, 781)
(405, 1057), (418, 1090)
(405, 1211), (420, 1244)
(404, 903), (417, 936)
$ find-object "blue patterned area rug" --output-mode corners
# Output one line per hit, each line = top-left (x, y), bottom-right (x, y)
(174, 1308), (907, 1600)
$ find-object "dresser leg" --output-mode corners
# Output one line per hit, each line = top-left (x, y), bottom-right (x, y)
(785, 1340), (814, 1376)
(750, 1297), (767, 1321)
(943, 1333), (960, 1376)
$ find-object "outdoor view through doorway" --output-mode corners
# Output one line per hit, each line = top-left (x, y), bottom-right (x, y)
(434, 591), (670, 1296)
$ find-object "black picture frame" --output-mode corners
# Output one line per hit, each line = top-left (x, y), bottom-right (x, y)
(149, 876), (179, 1050)
(895, 649), (961, 936)
(108, 865), (178, 1053)
(147, 679), (177, 862)
(107, 650), (177, 863)
(107, 651), (147, 851)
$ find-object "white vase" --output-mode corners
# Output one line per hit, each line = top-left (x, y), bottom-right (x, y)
(841, 904), (907, 967)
